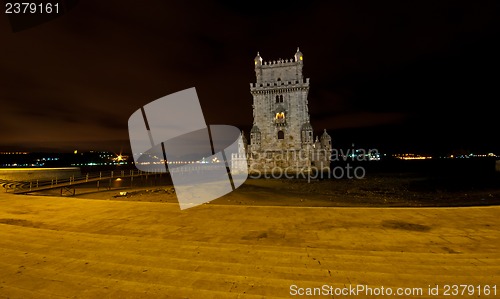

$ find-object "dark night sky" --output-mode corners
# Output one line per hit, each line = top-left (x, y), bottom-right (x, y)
(1, 0), (499, 155)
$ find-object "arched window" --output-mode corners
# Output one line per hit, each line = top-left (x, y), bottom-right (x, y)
(280, 95), (284, 102)
(276, 95), (280, 103)
(278, 131), (284, 139)
(275, 112), (285, 122)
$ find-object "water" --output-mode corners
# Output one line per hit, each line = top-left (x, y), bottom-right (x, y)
(0, 167), (81, 181)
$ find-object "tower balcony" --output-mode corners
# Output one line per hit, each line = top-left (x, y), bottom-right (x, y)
(250, 78), (310, 91)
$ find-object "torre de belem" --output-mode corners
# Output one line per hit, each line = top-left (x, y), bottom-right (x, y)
(245, 48), (332, 174)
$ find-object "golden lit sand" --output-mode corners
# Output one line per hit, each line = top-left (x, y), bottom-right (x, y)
(0, 191), (499, 298)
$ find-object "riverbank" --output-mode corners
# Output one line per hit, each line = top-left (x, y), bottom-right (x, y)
(65, 173), (500, 207)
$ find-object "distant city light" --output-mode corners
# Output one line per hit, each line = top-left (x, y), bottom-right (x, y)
(393, 154), (432, 160)
(0, 152), (28, 155)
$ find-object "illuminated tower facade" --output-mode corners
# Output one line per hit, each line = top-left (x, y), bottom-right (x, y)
(248, 48), (331, 173)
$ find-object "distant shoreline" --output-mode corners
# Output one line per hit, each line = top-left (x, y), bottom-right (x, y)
(0, 167), (80, 171)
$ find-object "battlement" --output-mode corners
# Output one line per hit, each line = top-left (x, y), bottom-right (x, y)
(253, 48), (305, 85)
(258, 58), (298, 68)
(250, 78), (310, 91)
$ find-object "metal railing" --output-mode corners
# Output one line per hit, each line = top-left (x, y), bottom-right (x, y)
(2, 169), (168, 193)
(2, 165), (219, 193)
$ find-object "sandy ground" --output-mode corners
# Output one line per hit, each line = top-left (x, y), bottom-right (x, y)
(0, 185), (499, 298)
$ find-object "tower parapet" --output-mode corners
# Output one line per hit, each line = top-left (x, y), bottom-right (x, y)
(254, 48), (305, 87)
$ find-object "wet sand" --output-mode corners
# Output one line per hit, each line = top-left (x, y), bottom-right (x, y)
(67, 175), (500, 208)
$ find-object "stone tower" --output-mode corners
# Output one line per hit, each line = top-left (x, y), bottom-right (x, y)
(248, 48), (331, 174)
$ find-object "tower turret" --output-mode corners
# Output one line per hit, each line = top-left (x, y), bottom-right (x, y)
(250, 125), (261, 151)
(301, 122), (313, 144)
(254, 52), (263, 84)
(254, 52), (263, 66)
(320, 129), (332, 152)
(314, 136), (321, 149)
(294, 47), (303, 63)
(294, 47), (304, 81)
